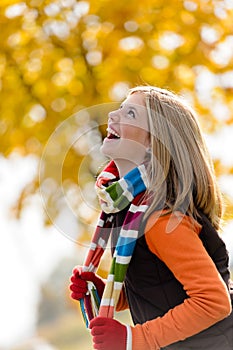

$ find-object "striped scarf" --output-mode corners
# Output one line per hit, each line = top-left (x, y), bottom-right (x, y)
(80, 161), (149, 326)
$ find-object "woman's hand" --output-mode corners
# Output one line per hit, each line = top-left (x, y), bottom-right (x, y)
(69, 266), (105, 300)
(89, 317), (127, 350)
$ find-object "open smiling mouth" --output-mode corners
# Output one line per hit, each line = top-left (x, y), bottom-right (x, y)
(106, 127), (120, 139)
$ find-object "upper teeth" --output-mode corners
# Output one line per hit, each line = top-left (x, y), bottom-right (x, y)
(107, 127), (120, 138)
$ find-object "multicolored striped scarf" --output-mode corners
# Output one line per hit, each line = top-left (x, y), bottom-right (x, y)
(80, 160), (149, 327)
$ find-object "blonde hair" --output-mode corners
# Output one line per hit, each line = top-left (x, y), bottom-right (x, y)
(128, 86), (223, 230)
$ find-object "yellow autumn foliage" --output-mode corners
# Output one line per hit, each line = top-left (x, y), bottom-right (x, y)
(0, 0), (233, 229)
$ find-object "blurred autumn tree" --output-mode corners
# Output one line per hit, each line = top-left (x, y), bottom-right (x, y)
(0, 0), (233, 236)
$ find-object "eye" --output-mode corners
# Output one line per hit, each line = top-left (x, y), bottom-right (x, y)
(127, 109), (135, 118)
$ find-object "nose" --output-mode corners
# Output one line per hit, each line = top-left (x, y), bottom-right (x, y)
(108, 109), (120, 121)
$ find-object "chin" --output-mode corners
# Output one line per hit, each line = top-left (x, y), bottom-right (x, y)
(100, 144), (114, 158)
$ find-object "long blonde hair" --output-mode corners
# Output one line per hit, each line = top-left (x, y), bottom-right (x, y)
(128, 86), (223, 230)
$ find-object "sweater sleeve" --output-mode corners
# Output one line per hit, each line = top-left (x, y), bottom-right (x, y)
(131, 212), (232, 350)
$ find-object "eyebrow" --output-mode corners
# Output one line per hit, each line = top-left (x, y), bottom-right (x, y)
(121, 104), (138, 113)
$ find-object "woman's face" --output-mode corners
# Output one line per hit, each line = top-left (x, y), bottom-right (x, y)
(101, 92), (150, 164)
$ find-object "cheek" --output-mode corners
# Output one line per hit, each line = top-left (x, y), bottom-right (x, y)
(122, 127), (149, 145)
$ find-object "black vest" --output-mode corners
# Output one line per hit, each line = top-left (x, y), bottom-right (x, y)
(113, 211), (233, 350)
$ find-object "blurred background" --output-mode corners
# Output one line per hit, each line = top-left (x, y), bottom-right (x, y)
(0, 0), (233, 349)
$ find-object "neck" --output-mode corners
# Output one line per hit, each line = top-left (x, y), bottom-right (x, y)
(113, 158), (142, 177)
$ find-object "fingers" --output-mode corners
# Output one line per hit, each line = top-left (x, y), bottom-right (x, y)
(70, 280), (87, 293)
(89, 318), (124, 350)
(89, 317), (108, 328)
(69, 266), (104, 301)
(72, 266), (82, 278)
(71, 267), (95, 283)
(92, 335), (104, 344)
(70, 284), (87, 300)
(90, 326), (105, 336)
(70, 276), (87, 292)
(89, 320), (106, 345)
(80, 271), (96, 282)
(70, 291), (86, 300)
(69, 266), (88, 300)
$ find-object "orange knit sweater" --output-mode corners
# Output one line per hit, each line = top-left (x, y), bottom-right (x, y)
(117, 212), (232, 349)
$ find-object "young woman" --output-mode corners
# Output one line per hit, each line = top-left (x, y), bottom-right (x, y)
(70, 86), (233, 350)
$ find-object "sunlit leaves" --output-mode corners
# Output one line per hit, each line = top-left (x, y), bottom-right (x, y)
(0, 0), (233, 223)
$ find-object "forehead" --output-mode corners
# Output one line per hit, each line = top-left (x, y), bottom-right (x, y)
(123, 92), (145, 108)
